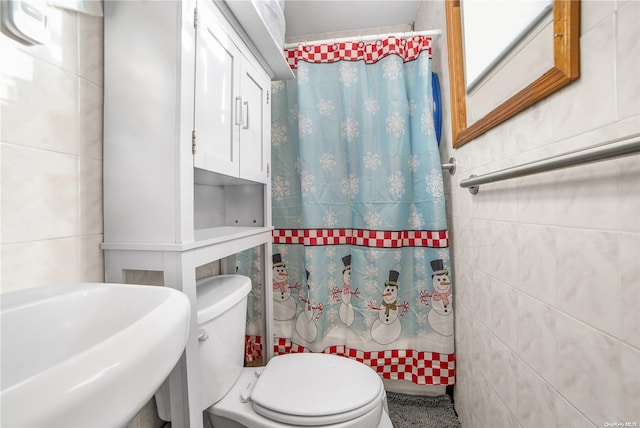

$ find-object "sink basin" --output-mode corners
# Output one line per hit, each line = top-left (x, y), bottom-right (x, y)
(1, 282), (191, 427)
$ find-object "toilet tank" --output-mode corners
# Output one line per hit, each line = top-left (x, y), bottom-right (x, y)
(155, 275), (252, 421)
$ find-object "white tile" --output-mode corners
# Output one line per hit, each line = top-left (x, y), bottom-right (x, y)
(491, 221), (518, 285)
(490, 279), (518, 350)
(517, 293), (556, 386)
(79, 157), (103, 236)
(0, 7), (78, 74)
(619, 343), (640, 424)
(581, 0), (615, 35)
(454, 349), (474, 404)
(79, 234), (104, 282)
(0, 48), (78, 154)
(0, 237), (79, 292)
(617, 155), (640, 233)
(454, 305), (473, 358)
(619, 233), (640, 348)
(1, 144), (78, 243)
(553, 159), (620, 230)
(490, 335), (518, 416)
(516, 224), (557, 306)
(555, 228), (621, 338)
(469, 268), (491, 327)
(77, 14), (104, 86)
(517, 359), (556, 428)
(616, 1), (640, 120)
(556, 312), (624, 426)
(78, 78), (104, 160)
(471, 317), (492, 383)
(469, 366), (492, 428)
(489, 387), (521, 428)
(452, 216), (473, 264)
(551, 15), (616, 142)
(555, 393), (597, 428)
(452, 259), (471, 310)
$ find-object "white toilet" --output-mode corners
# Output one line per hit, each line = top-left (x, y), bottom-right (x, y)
(156, 275), (393, 428)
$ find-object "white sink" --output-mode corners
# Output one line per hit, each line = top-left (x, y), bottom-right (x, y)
(1, 282), (191, 427)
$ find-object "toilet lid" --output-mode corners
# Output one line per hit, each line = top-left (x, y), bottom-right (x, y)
(250, 353), (383, 426)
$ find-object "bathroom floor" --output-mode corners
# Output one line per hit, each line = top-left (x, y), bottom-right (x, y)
(386, 393), (461, 428)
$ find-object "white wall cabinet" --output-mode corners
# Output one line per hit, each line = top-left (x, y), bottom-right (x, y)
(102, 1), (284, 426)
(194, 4), (271, 183)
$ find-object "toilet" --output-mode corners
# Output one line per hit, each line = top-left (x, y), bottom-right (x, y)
(155, 275), (393, 428)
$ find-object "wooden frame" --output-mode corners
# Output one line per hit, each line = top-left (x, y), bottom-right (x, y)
(445, 0), (580, 148)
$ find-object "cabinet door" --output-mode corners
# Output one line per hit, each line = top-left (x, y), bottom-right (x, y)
(238, 58), (271, 183)
(194, 7), (241, 177)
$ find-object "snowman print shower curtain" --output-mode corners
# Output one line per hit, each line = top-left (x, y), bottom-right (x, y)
(245, 36), (454, 385)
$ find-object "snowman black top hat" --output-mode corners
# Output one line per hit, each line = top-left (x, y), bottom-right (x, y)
(385, 270), (400, 287)
(273, 253), (285, 267)
(342, 255), (351, 272)
(430, 259), (444, 275)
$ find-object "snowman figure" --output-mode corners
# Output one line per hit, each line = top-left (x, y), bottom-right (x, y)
(337, 255), (359, 327)
(295, 270), (323, 343)
(367, 270), (408, 345)
(272, 254), (299, 321)
(423, 259), (453, 336)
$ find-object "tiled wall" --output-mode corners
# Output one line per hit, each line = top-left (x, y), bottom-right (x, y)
(1, 7), (104, 292)
(417, 1), (639, 427)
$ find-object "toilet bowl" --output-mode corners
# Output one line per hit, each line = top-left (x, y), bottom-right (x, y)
(155, 275), (392, 428)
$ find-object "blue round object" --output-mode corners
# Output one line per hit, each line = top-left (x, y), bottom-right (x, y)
(432, 72), (442, 146)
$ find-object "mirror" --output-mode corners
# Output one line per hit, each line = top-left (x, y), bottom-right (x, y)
(445, 0), (580, 148)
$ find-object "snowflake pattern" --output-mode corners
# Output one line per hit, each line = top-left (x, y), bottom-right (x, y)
(408, 99), (417, 116)
(365, 97), (380, 114)
(341, 174), (359, 199)
(277, 245), (288, 258)
(366, 249), (380, 260)
(364, 211), (383, 229)
(365, 264), (378, 278)
(327, 261), (337, 275)
(421, 107), (435, 135)
(341, 117), (359, 143)
(418, 54), (430, 77)
(301, 171), (316, 196)
(272, 176), (290, 201)
(383, 57), (402, 80)
(322, 210), (338, 227)
(425, 168), (444, 200)
(408, 210), (425, 229)
(386, 111), (405, 138)
(388, 172), (405, 199)
(325, 247), (336, 258)
(272, 80), (285, 93)
(271, 122), (287, 147)
(299, 114), (313, 137)
(338, 62), (358, 87)
(415, 264), (426, 277)
(320, 153), (336, 170)
(317, 99), (335, 116)
(363, 152), (382, 170)
(437, 248), (450, 260)
(297, 65), (309, 83)
(408, 155), (419, 172)
(290, 105), (299, 120)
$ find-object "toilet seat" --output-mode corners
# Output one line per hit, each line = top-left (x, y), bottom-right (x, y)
(208, 353), (389, 428)
(251, 354), (383, 426)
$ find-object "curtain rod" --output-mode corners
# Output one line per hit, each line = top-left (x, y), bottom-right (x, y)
(284, 29), (442, 50)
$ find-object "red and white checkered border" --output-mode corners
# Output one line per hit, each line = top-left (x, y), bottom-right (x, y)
(245, 335), (263, 364)
(273, 337), (455, 385)
(285, 35), (432, 69)
(272, 229), (449, 248)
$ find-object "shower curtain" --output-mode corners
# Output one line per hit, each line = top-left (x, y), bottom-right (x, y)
(244, 36), (454, 385)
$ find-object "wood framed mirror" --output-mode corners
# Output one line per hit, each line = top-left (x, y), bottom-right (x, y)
(445, 0), (580, 148)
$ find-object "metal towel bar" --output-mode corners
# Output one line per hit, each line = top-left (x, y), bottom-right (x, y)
(460, 134), (640, 194)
